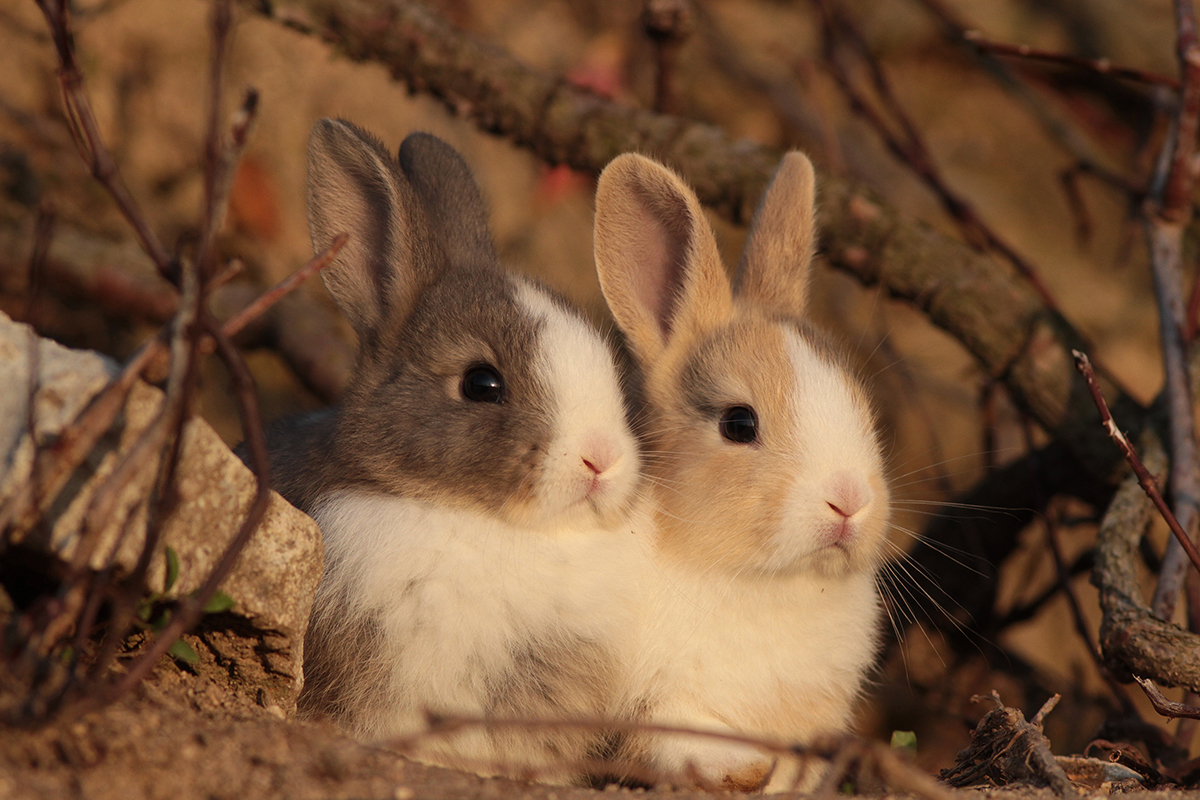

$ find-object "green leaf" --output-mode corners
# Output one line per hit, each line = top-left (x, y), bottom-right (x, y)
(201, 590), (236, 614)
(891, 730), (917, 756)
(164, 547), (180, 593)
(167, 638), (200, 664)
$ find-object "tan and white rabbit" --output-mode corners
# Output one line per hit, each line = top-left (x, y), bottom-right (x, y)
(593, 152), (889, 791)
(269, 120), (644, 781)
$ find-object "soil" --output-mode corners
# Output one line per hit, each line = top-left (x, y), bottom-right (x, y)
(0, 643), (1189, 800)
(2, 668), (1196, 800)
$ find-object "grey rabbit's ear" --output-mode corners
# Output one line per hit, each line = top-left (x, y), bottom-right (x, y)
(306, 118), (435, 340)
(398, 132), (497, 269)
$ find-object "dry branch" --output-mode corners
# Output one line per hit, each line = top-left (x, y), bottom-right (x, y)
(1146, 0), (1200, 621)
(962, 31), (1180, 89)
(407, 713), (958, 800)
(239, 0), (1146, 490)
(817, 0), (1061, 310)
(1135, 676), (1200, 721)
(1075, 350), (1200, 578)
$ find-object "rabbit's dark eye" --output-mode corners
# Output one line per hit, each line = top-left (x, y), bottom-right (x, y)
(462, 365), (505, 403)
(719, 405), (758, 444)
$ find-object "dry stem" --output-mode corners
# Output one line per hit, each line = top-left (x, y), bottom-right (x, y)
(1074, 350), (1200, 577)
(962, 31), (1180, 89)
(1135, 676), (1200, 721)
(1147, 0), (1200, 622)
(32, 0), (173, 278)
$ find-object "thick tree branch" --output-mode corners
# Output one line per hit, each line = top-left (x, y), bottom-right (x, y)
(240, 0), (1146, 487)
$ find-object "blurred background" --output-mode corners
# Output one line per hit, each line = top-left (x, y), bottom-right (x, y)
(0, 0), (1184, 776)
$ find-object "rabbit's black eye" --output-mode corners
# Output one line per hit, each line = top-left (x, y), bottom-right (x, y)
(719, 405), (758, 444)
(462, 365), (505, 403)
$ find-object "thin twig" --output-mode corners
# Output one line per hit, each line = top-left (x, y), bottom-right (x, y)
(406, 713), (957, 800)
(1147, 0), (1200, 622)
(78, 318), (272, 713)
(221, 233), (347, 339)
(32, 0), (173, 278)
(642, 0), (694, 115)
(815, 0), (1062, 311)
(23, 203), (55, 326)
(0, 236), (342, 541)
(962, 31), (1180, 89)
(1134, 676), (1200, 721)
(1073, 349), (1200, 577)
(913, 0), (1130, 192)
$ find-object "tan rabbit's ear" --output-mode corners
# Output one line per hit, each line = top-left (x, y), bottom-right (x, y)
(306, 119), (434, 340)
(734, 152), (817, 318)
(594, 153), (732, 365)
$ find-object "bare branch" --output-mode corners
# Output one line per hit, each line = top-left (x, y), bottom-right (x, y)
(1147, 0), (1200, 621)
(642, 0), (694, 115)
(32, 0), (174, 278)
(962, 31), (1180, 89)
(1074, 350), (1200, 577)
(220, 233), (347, 340)
(816, 0), (1062, 310)
(1090, 420), (1200, 692)
(1135, 676), (1200, 720)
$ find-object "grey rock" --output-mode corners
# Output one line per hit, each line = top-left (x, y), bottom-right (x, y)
(0, 310), (323, 710)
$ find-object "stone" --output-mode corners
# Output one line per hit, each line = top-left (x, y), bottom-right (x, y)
(0, 310), (323, 710)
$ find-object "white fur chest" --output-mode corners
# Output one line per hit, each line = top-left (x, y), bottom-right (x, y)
(311, 490), (647, 737)
(631, 559), (881, 735)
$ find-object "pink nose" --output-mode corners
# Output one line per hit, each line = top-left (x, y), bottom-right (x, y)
(826, 472), (868, 519)
(581, 435), (618, 477)
(827, 500), (857, 518)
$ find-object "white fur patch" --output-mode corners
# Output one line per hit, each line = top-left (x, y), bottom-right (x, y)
(311, 490), (649, 740)
(759, 330), (886, 573)
(514, 281), (640, 529)
(625, 550), (881, 787)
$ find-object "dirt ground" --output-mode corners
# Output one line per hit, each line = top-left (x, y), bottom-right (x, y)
(1, 658), (1195, 800)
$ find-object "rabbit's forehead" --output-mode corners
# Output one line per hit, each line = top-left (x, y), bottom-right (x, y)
(513, 281), (627, 425)
(780, 327), (880, 466)
(405, 269), (538, 363)
(681, 318), (874, 447)
(680, 320), (792, 414)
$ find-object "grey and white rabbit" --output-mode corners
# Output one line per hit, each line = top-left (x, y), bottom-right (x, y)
(269, 120), (644, 780)
(592, 152), (890, 791)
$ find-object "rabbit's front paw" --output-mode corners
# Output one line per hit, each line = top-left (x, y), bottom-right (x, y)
(657, 735), (773, 792)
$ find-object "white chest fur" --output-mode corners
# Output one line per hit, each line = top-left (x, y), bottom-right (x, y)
(624, 555), (881, 789)
(308, 490), (648, 767)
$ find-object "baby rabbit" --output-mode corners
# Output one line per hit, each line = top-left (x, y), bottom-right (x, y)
(270, 120), (644, 780)
(593, 152), (889, 791)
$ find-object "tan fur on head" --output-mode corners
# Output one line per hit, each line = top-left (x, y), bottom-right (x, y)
(647, 314), (798, 571)
(594, 149), (887, 577)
